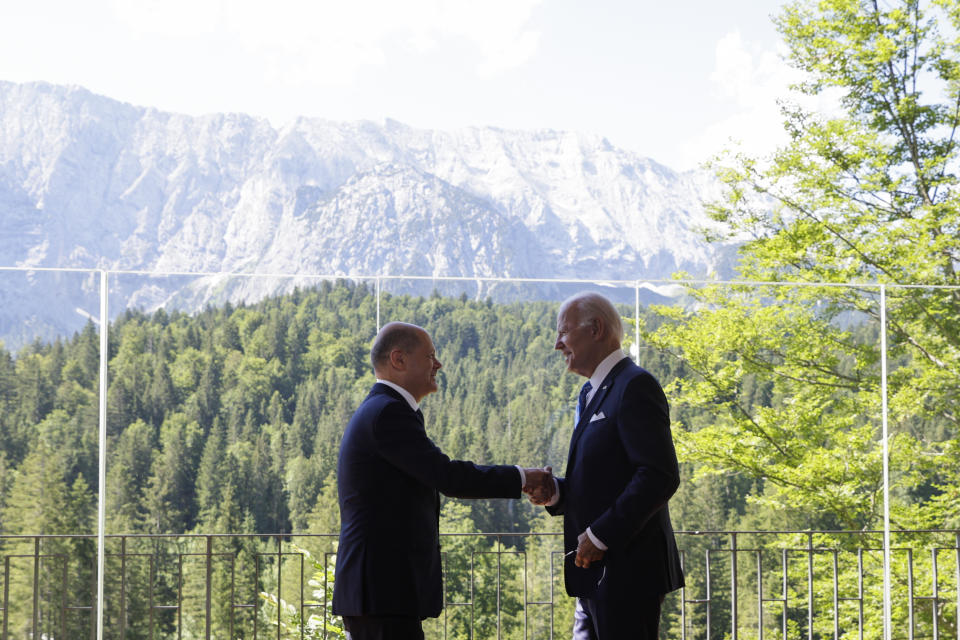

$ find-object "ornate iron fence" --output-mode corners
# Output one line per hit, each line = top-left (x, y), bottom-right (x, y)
(0, 530), (957, 639)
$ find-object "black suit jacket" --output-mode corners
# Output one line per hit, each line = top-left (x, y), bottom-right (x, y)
(548, 358), (684, 600)
(332, 383), (521, 620)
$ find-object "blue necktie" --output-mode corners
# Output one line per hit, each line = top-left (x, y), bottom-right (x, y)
(575, 381), (592, 424)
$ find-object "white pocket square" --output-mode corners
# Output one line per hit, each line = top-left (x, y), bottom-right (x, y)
(590, 411), (605, 422)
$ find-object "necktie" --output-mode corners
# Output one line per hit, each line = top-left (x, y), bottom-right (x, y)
(575, 381), (592, 424)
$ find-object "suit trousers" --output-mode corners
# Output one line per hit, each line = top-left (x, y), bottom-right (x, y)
(572, 594), (664, 640)
(342, 615), (424, 640)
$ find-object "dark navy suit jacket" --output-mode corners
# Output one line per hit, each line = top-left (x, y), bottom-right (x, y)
(332, 383), (521, 620)
(548, 357), (684, 601)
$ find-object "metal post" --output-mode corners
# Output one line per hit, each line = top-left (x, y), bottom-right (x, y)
(149, 553), (156, 639)
(550, 549), (557, 640)
(931, 548), (939, 640)
(756, 551), (763, 640)
(277, 536), (283, 640)
(3, 556), (10, 639)
(634, 283), (641, 365)
(32, 538), (39, 640)
(205, 536), (212, 639)
(254, 552), (261, 638)
(955, 532), (959, 640)
(906, 549), (914, 640)
(730, 532), (738, 639)
(178, 554), (184, 639)
(679, 550), (686, 640)
(522, 550), (528, 640)
(496, 539), (502, 640)
(325, 551), (333, 640)
(832, 551), (839, 640)
(300, 551), (304, 640)
(60, 552), (67, 640)
(121, 536), (127, 638)
(229, 550), (235, 640)
(376, 278), (381, 332)
(807, 533), (814, 640)
(96, 270), (109, 640)
(880, 285), (891, 640)
(857, 549), (864, 640)
(705, 550), (712, 640)
(276, 537), (282, 640)
(470, 552), (476, 640)
(782, 549), (788, 639)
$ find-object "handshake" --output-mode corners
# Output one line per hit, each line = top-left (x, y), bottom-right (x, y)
(521, 466), (556, 505)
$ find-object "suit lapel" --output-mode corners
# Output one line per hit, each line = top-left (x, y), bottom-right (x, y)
(373, 383), (421, 422)
(373, 384), (440, 514)
(568, 358), (631, 454)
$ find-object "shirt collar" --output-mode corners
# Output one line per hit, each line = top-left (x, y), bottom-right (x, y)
(588, 349), (629, 391)
(376, 379), (420, 411)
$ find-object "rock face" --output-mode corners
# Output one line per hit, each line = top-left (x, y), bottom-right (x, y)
(0, 81), (734, 346)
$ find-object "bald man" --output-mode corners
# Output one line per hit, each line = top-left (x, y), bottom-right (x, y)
(332, 322), (552, 640)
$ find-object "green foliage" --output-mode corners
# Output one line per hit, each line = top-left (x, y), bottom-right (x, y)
(638, 0), (960, 634)
(651, 0), (960, 533)
(259, 543), (345, 639)
(0, 283), (575, 540)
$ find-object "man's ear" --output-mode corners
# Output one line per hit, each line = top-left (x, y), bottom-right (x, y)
(388, 348), (406, 370)
(590, 317), (603, 339)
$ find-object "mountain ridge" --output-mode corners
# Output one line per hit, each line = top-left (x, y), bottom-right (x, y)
(0, 80), (735, 346)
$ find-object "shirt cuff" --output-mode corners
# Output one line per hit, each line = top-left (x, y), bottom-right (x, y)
(545, 477), (560, 506)
(586, 527), (607, 551)
(516, 465), (526, 489)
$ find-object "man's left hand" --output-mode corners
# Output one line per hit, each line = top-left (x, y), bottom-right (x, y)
(575, 531), (605, 569)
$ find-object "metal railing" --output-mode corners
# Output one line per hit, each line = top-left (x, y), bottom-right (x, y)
(5, 268), (956, 639)
(1, 530), (957, 639)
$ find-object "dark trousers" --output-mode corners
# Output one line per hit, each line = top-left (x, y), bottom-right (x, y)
(572, 594), (664, 640)
(342, 615), (424, 640)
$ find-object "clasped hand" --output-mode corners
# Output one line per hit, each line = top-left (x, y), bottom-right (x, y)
(521, 466), (555, 505)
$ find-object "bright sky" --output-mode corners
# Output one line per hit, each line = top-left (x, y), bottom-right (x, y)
(0, 0), (797, 171)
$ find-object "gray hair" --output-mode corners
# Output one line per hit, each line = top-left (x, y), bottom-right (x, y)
(562, 292), (624, 343)
(370, 322), (425, 369)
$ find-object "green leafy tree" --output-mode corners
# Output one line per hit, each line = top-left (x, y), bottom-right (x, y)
(649, 0), (960, 530)
(643, 0), (960, 634)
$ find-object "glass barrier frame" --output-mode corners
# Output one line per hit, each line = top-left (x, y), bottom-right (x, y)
(2, 265), (958, 639)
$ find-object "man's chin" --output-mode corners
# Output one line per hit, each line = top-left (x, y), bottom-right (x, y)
(566, 363), (587, 377)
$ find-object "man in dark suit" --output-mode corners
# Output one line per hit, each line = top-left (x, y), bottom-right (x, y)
(533, 292), (684, 639)
(333, 321), (552, 640)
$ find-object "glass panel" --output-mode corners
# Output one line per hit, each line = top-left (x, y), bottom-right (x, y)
(884, 283), (960, 637)
(641, 280), (888, 637)
(9, 269), (948, 638)
(0, 268), (101, 638)
(379, 276), (636, 638)
(102, 272), (376, 638)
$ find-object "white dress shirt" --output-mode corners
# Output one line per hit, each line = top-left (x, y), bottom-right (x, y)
(377, 378), (420, 411)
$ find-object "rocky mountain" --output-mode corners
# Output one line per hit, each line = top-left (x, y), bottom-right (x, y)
(0, 80), (735, 347)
